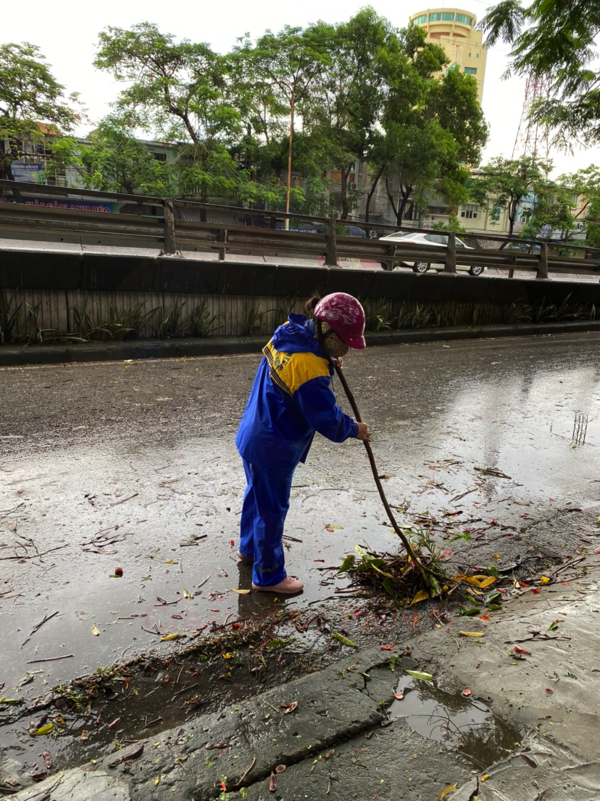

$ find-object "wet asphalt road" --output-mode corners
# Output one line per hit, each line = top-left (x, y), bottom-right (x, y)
(1, 332), (599, 698)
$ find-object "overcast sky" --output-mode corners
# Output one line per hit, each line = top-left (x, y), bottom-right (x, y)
(6, 0), (599, 177)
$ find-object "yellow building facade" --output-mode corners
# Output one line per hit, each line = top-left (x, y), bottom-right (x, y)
(409, 8), (488, 103)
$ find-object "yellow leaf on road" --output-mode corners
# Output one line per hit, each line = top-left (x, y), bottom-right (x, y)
(182, 588), (194, 599)
(31, 723), (54, 736)
(160, 632), (184, 642)
(454, 574), (497, 589)
(411, 589), (429, 605)
(540, 576), (551, 585)
(230, 588), (251, 594)
(459, 631), (484, 638)
(440, 784), (457, 799)
(91, 624), (100, 636)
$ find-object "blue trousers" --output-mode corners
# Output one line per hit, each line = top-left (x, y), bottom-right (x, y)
(239, 459), (295, 587)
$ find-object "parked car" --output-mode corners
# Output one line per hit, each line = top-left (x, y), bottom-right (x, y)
(378, 231), (485, 275)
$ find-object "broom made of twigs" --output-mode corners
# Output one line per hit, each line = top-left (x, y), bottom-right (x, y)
(335, 364), (434, 590)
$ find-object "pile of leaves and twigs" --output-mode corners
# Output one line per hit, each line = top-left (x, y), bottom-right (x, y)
(335, 524), (584, 616)
(337, 529), (452, 607)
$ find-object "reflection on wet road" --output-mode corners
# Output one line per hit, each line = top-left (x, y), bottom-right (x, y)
(1, 333), (599, 696)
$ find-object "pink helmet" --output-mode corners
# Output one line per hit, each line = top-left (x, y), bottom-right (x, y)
(314, 293), (366, 350)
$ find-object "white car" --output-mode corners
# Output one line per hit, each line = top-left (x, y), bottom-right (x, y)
(379, 231), (485, 276)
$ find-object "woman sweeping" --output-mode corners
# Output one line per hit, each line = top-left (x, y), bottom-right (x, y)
(235, 293), (372, 594)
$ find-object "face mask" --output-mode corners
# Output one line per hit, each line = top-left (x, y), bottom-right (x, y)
(322, 331), (350, 358)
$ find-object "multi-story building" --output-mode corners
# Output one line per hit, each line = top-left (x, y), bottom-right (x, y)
(409, 8), (488, 104)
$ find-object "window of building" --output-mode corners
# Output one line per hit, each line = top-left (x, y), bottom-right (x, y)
(446, 61), (458, 73)
(490, 206), (501, 222)
(455, 13), (472, 24)
(429, 13), (442, 21)
(476, 52), (480, 58)
(414, 14), (427, 24)
(460, 203), (479, 219)
(464, 67), (477, 75)
(441, 12), (454, 20)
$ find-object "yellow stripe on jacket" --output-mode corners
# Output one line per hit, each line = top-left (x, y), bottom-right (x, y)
(263, 341), (329, 396)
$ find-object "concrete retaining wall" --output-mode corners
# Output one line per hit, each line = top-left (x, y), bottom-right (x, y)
(1, 249), (599, 341)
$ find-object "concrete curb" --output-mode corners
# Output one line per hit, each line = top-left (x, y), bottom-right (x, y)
(2, 320), (600, 367)
(10, 647), (415, 801)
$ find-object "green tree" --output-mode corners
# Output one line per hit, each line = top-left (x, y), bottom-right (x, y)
(0, 42), (78, 198)
(71, 116), (177, 195)
(550, 166), (600, 245)
(479, 0), (600, 146)
(306, 9), (394, 219)
(432, 214), (467, 234)
(470, 156), (550, 237)
(373, 26), (487, 226)
(94, 23), (242, 202)
(232, 24), (331, 220)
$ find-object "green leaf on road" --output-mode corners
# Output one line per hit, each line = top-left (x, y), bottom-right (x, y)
(405, 669), (433, 682)
(332, 632), (359, 648)
(265, 638), (294, 650)
(338, 554), (355, 573)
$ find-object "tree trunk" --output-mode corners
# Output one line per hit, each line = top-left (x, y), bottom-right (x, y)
(397, 185), (412, 226)
(365, 164), (385, 224)
(340, 164), (353, 220)
(508, 196), (519, 238)
(385, 178), (398, 224)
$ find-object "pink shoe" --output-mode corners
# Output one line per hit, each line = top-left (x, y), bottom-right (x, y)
(252, 576), (304, 594)
(236, 551), (253, 564)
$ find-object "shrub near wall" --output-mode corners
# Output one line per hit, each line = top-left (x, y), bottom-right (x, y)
(1, 250), (599, 344)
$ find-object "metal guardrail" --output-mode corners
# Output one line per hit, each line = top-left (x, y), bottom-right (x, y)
(1, 181), (600, 280)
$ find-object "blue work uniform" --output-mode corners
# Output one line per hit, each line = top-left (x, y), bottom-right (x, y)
(236, 314), (358, 586)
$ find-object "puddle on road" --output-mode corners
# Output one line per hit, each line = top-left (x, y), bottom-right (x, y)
(389, 678), (520, 769)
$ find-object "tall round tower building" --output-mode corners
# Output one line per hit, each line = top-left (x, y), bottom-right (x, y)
(409, 9), (487, 103)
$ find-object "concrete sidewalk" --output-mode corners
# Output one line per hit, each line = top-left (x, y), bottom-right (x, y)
(2, 319), (600, 366)
(10, 559), (600, 801)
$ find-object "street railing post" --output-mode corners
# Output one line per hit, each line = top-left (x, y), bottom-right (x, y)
(444, 232), (457, 274)
(162, 199), (178, 255)
(385, 244), (397, 271)
(325, 214), (338, 267)
(536, 242), (549, 279)
(218, 228), (228, 261)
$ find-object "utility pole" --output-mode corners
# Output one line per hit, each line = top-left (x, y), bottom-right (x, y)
(284, 82), (296, 232)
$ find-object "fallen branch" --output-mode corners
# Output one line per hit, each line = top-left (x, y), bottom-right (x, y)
(110, 492), (139, 507)
(26, 654), (74, 664)
(0, 544), (68, 561)
(21, 611), (59, 649)
(450, 487), (478, 504)
(474, 467), (512, 479)
(171, 683), (200, 699)
(547, 556), (586, 580)
(233, 756), (256, 787)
